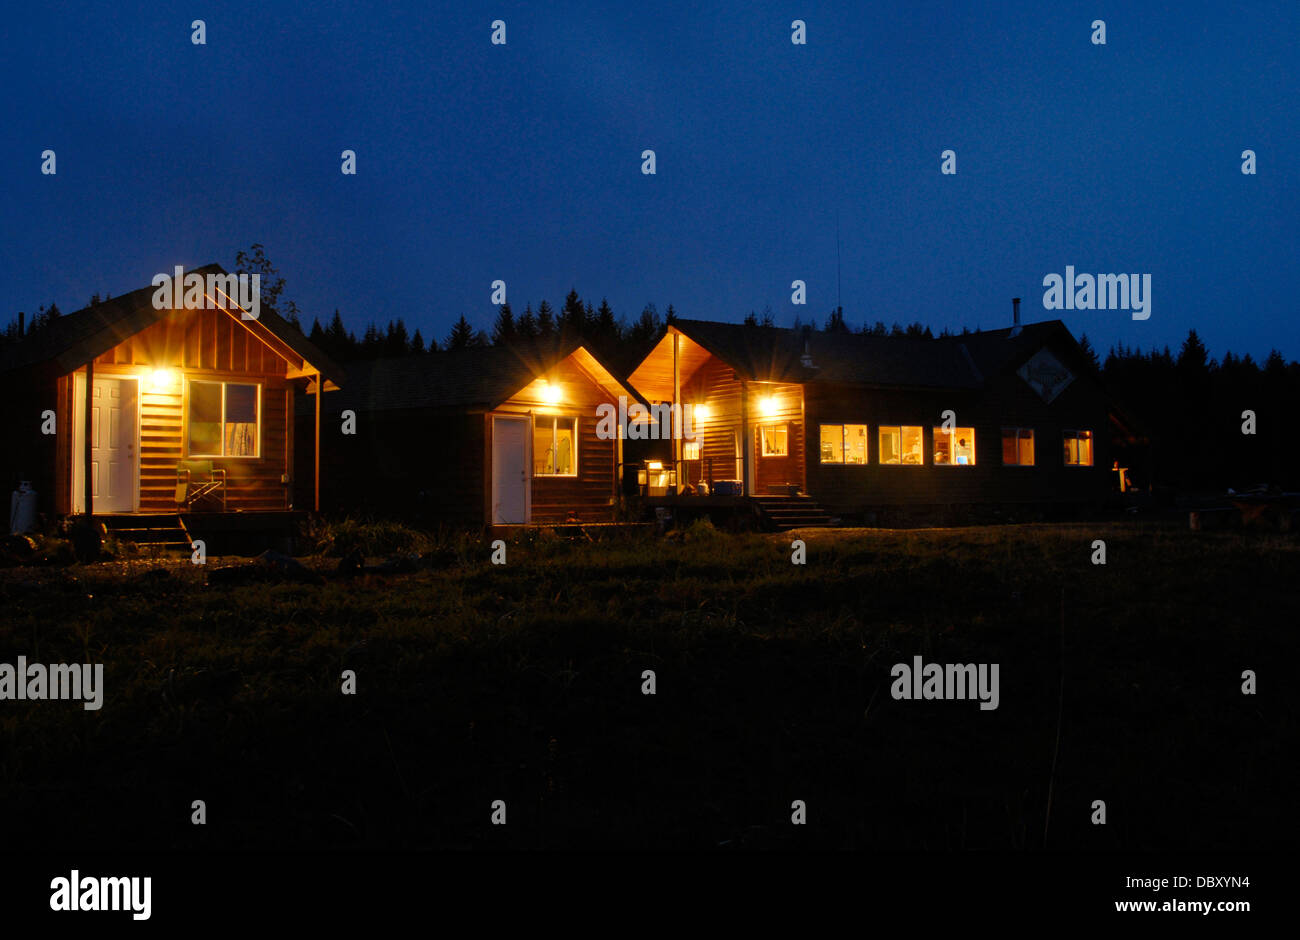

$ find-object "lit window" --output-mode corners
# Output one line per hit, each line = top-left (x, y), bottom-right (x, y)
(188, 381), (259, 457)
(819, 424), (868, 464)
(879, 426), (923, 465)
(1002, 428), (1035, 466)
(534, 416), (578, 475)
(1063, 430), (1093, 466)
(683, 440), (701, 460)
(933, 426), (976, 465)
(760, 424), (788, 457)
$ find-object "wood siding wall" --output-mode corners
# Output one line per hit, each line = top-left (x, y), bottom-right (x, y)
(53, 309), (295, 513)
(301, 408), (486, 525)
(803, 358), (1112, 512)
(680, 356), (744, 486)
(678, 356), (805, 492)
(297, 354), (618, 526)
(496, 356), (617, 524)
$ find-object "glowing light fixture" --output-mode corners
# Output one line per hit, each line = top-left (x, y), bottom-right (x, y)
(540, 381), (562, 405)
(147, 368), (177, 393)
(693, 403), (710, 421)
(647, 460), (663, 470)
(759, 395), (778, 417)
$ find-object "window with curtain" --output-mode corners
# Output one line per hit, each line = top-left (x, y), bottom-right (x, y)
(879, 426), (923, 465)
(534, 416), (578, 475)
(1063, 430), (1093, 466)
(188, 381), (259, 457)
(1002, 428), (1035, 466)
(760, 424), (788, 457)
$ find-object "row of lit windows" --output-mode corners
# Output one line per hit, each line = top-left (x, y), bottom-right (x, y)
(808, 424), (1092, 467)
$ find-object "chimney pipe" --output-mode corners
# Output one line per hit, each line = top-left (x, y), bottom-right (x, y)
(1012, 297), (1021, 327)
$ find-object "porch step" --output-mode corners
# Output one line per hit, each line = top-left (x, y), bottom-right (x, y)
(749, 495), (833, 531)
(100, 514), (192, 550)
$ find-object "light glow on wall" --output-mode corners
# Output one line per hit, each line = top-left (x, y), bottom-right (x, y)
(147, 368), (177, 393)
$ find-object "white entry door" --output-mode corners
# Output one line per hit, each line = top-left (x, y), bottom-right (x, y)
(492, 415), (529, 524)
(74, 376), (138, 512)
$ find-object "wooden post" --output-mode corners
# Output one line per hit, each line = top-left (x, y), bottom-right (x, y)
(313, 370), (321, 512)
(82, 361), (94, 517)
(672, 332), (681, 493)
(797, 385), (807, 494)
(740, 379), (750, 496)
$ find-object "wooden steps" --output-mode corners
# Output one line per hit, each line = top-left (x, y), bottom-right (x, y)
(749, 494), (833, 530)
(100, 514), (192, 550)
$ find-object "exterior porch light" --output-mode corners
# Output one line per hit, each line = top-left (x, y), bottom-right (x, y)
(147, 368), (177, 393)
(693, 402), (710, 421)
(759, 395), (778, 417)
(541, 381), (562, 405)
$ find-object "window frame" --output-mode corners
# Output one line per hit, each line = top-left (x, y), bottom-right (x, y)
(759, 423), (789, 458)
(932, 426), (977, 467)
(818, 423), (869, 465)
(1062, 429), (1094, 467)
(186, 379), (261, 459)
(1001, 427), (1036, 467)
(878, 425), (925, 466)
(533, 414), (579, 477)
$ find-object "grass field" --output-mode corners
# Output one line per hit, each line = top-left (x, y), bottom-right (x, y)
(1, 522), (1293, 850)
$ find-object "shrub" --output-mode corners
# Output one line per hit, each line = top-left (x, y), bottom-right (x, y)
(300, 516), (433, 558)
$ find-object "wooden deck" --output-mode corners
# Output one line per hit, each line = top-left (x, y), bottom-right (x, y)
(97, 510), (306, 555)
(488, 521), (653, 539)
(643, 493), (832, 530)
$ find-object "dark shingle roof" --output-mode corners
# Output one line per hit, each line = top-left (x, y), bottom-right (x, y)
(668, 317), (1075, 390)
(302, 341), (634, 416)
(0, 263), (345, 385)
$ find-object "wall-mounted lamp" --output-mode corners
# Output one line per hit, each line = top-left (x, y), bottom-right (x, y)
(147, 368), (177, 393)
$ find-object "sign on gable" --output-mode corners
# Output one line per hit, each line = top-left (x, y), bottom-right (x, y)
(1018, 348), (1074, 403)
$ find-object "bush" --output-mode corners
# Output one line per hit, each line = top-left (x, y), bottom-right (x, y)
(300, 516), (433, 558)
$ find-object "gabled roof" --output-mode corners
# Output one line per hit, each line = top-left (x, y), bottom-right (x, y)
(629, 317), (1107, 400)
(309, 340), (641, 416)
(0, 263), (345, 387)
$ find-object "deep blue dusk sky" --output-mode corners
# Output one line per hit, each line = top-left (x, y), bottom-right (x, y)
(3, 1), (1297, 360)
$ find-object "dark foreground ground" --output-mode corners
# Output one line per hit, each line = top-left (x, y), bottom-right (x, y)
(1, 522), (1293, 850)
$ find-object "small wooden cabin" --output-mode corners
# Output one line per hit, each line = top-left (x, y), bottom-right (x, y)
(298, 342), (639, 526)
(0, 264), (343, 528)
(627, 317), (1140, 517)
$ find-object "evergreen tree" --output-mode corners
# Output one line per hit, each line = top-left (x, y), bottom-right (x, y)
(384, 319), (410, 356)
(516, 303), (537, 340)
(595, 299), (617, 343)
(446, 315), (475, 350)
(628, 304), (660, 346)
(560, 289), (585, 340)
(361, 323), (382, 358)
(1077, 332), (1100, 370)
(492, 303), (517, 346)
(536, 300), (556, 338)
